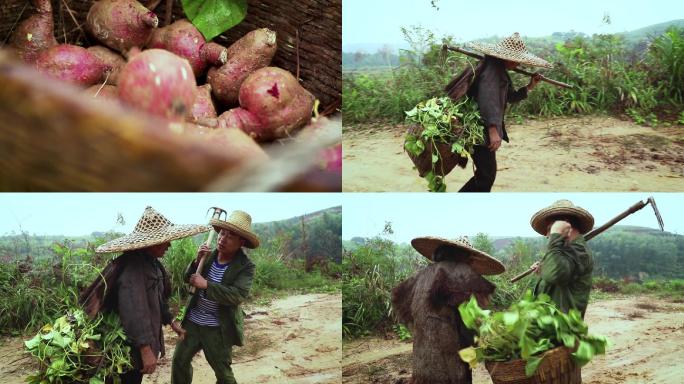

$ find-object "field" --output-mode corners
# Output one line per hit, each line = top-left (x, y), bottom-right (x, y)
(343, 115), (684, 192)
(1, 293), (342, 384)
(342, 295), (684, 384)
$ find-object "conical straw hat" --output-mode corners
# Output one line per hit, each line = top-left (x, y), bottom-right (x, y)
(210, 210), (260, 249)
(411, 236), (505, 275)
(96, 206), (209, 253)
(466, 32), (552, 68)
(530, 200), (594, 235)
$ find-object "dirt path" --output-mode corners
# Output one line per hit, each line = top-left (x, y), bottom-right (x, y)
(343, 116), (684, 191)
(341, 295), (684, 384)
(0, 293), (341, 384)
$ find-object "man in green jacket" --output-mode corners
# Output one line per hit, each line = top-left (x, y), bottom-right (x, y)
(171, 210), (259, 384)
(529, 200), (595, 318)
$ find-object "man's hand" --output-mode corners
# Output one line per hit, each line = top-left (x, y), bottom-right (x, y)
(196, 244), (211, 262)
(171, 320), (186, 341)
(488, 125), (501, 152)
(140, 345), (157, 374)
(549, 220), (572, 238)
(189, 274), (208, 289)
(531, 261), (541, 275)
(527, 73), (543, 91)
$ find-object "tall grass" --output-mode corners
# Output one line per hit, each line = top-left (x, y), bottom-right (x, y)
(343, 28), (684, 126)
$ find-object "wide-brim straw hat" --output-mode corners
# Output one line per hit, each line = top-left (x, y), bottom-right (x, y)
(210, 210), (260, 249)
(411, 236), (505, 275)
(466, 32), (552, 68)
(96, 206), (209, 253)
(530, 200), (594, 235)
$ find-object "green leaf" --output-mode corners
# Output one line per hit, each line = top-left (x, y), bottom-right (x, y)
(182, 0), (248, 41)
(572, 340), (595, 366)
(431, 153), (438, 164)
(458, 347), (479, 369)
(24, 335), (41, 350)
(524, 356), (543, 377)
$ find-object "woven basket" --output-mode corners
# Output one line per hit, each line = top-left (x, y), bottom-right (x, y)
(485, 347), (581, 384)
(406, 124), (468, 177)
(0, 0), (340, 191)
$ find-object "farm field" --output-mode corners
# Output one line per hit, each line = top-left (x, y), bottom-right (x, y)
(343, 116), (684, 192)
(342, 295), (684, 384)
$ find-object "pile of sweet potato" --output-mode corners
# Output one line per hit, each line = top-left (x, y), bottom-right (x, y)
(8, 0), (338, 176)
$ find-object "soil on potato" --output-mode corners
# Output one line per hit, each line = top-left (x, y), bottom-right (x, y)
(342, 116), (684, 191)
(341, 295), (684, 384)
(0, 293), (341, 384)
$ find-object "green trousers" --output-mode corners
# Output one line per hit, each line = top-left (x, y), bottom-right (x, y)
(171, 321), (235, 384)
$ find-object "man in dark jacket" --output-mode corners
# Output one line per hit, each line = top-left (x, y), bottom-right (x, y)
(95, 206), (209, 384)
(171, 210), (259, 384)
(460, 33), (549, 192)
(529, 200), (595, 318)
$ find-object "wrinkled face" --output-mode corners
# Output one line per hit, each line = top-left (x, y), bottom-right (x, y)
(148, 242), (171, 258)
(217, 228), (245, 254)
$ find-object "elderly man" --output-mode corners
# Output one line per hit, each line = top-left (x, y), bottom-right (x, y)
(459, 33), (549, 192)
(95, 206), (208, 384)
(171, 210), (259, 384)
(529, 200), (595, 318)
(392, 236), (505, 384)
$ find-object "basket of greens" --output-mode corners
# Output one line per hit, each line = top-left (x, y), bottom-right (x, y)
(458, 291), (607, 384)
(404, 96), (484, 192)
(24, 308), (132, 384)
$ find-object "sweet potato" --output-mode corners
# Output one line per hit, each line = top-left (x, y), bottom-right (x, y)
(207, 28), (277, 106)
(219, 67), (314, 141)
(9, 0), (57, 64)
(177, 123), (268, 162)
(87, 46), (126, 85)
(84, 84), (119, 100)
(188, 84), (217, 122)
(117, 49), (197, 120)
(35, 45), (111, 87)
(146, 19), (227, 77)
(86, 0), (158, 54)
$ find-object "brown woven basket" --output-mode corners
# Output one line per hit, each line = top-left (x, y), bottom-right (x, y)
(0, 0), (341, 191)
(485, 347), (581, 384)
(406, 124), (468, 177)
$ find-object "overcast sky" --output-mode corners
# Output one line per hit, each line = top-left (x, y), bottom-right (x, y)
(342, 193), (683, 243)
(343, 0), (684, 50)
(0, 193), (341, 236)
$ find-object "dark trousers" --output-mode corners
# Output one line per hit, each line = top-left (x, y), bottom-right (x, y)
(118, 370), (143, 384)
(459, 145), (497, 192)
(172, 321), (235, 384)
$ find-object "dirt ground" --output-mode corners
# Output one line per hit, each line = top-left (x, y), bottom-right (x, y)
(343, 116), (684, 191)
(341, 295), (684, 384)
(0, 293), (341, 384)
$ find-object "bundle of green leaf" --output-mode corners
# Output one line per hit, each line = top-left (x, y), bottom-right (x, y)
(24, 309), (132, 384)
(457, 291), (607, 377)
(404, 96), (484, 192)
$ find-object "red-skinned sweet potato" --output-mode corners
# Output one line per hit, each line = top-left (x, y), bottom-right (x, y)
(86, 0), (158, 54)
(175, 123), (269, 163)
(87, 46), (126, 85)
(35, 44), (111, 87)
(146, 19), (227, 77)
(117, 49), (197, 120)
(10, 0), (57, 64)
(188, 84), (217, 122)
(218, 67), (314, 141)
(207, 28), (277, 106)
(84, 84), (119, 100)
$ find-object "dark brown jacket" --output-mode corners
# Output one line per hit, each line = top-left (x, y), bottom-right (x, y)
(468, 57), (529, 144)
(116, 251), (172, 368)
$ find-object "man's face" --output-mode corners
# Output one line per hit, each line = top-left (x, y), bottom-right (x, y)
(504, 60), (520, 70)
(148, 242), (170, 258)
(217, 228), (244, 254)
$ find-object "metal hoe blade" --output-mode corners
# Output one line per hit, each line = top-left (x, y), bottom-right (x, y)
(647, 196), (665, 231)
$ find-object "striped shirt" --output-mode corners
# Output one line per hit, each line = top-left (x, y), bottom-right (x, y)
(188, 259), (230, 327)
